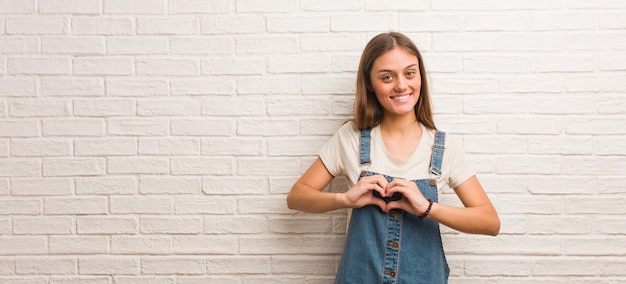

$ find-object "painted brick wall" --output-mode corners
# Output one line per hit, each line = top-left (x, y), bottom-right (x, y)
(1, 0), (625, 283)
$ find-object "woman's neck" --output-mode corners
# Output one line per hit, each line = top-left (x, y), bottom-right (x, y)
(379, 113), (421, 137)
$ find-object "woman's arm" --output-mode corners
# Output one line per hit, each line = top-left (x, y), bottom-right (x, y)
(427, 176), (500, 236)
(287, 157), (389, 213)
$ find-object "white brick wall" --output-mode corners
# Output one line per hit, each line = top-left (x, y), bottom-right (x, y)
(0, 0), (625, 282)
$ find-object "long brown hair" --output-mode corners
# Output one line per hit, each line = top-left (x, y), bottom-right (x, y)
(353, 32), (436, 130)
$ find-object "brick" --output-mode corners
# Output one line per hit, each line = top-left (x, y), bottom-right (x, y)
(0, 36), (38, 54)
(169, 0), (233, 14)
(137, 17), (197, 35)
(239, 236), (344, 255)
(77, 216), (138, 234)
(268, 137), (327, 156)
(206, 257), (270, 274)
(436, 116), (496, 134)
(201, 15), (265, 34)
(42, 157), (105, 177)
(10, 178), (72, 195)
(49, 276), (111, 283)
(171, 36), (233, 55)
(563, 237), (626, 256)
(172, 236), (237, 254)
(72, 17), (134, 35)
(331, 13), (395, 32)
(433, 33), (497, 51)
(42, 118), (105, 137)
(465, 13), (529, 31)
(268, 97), (330, 116)
(138, 138), (200, 155)
(532, 13), (596, 31)
(48, 236), (109, 254)
(15, 257), (77, 274)
(399, 14), (461, 32)
(566, 75), (626, 92)
(41, 78), (105, 96)
(139, 177), (200, 194)
(301, 0), (360, 11)
(111, 277), (176, 284)
(137, 99), (202, 116)
(106, 79), (168, 97)
(0, 199), (41, 215)
(171, 119), (235, 136)
(10, 138), (71, 157)
(464, 135), (527, 154)
(137, 58), (200, 76)
(269, 217), (333, 234)
(0, 237), (47, 255)
(0, 256), (13, 274)
(530, 55), (595, 72)
(526, 216), (592, 235)
(9, 99), (70, 117)
(73, 98), (135, 117)
(171, 78), (235, 95)
(110, 196), (172, 214)
(108, 118), (169, 136)
(498, 33), (565, 51)
(79, 256), (140, 275)
(528, 136), (593, 155)
(107, 37), (168, 55)
(141, 257), (205, 275)
(0, 158), (40, 177)
(8, 57), (71, 75)
(266, 16), (331, 33)
(140, 217), (202, 234)
(202, 176), (266, 195)
(237, 119), (296, 137)
(111, 236), (172, 254)
(171, 157), (232, 175)
(237, 158), (301, 176)
(464, 258), (531, 276)
(566, 118), (626, 135)
(430, 76), (496, 94)
(567, 33), (626, 51)
(39, 0), (100, 14)
(76, 176), (138, 195)
(108, 157), (169, 174)
(0, 0), (36, 13)
(203, 215), (266, 234)
(598, 137), (626, 155)
(0, 78), (37, 97)
(6, 16), (68, 35)
(463, 56), (528, 73)
(496, 156), (563, 175)
(267, 54), (329, 74)
(202, 56), (265, 75)
(237, 76), (300, 95)
(202, 96), (265, 116)
(45, 197), (107, 215)
(73, 57), (134, 75)
(238, 197), (291, 214)
(14, 216), (73, 235)
(498, 76), (563, 93)
(600, 13), (626, 29)
(300, 119), (344, 136)
(104, 0), (166, 14)
(174, 197), (236, 214)
(598, 53), (626, 71)
(497, 117), (562, 134)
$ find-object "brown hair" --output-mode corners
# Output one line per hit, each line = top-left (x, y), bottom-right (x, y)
(352, 32), (436, 130)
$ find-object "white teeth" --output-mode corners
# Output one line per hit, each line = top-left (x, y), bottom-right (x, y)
(393, 94), (410, 102)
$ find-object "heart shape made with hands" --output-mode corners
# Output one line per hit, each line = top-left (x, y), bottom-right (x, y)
(372, 191), (403, 204)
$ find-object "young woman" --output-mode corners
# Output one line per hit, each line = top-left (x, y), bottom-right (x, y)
(287, 32), (500, 283)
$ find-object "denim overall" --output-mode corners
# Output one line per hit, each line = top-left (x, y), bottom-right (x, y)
(334, 129), (449, 284)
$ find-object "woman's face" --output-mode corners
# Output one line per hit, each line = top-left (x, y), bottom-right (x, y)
(369, 47), (421, 118)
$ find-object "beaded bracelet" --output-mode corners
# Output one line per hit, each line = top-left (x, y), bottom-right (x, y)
(419, 199), (433, 219)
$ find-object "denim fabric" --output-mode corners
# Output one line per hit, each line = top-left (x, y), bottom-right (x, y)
(335, 130), (448, 284)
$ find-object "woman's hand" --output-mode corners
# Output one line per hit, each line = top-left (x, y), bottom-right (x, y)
(340, 174), (389, 211)
(384, 178), (431, 216)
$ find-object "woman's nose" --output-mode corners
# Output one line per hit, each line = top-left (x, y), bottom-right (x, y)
(394, 77), (407, 92)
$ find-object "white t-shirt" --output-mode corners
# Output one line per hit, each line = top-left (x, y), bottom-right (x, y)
(319, 121), (476, 191)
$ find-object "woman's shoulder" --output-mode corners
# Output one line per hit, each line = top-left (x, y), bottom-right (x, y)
(336, 120), (360, 138)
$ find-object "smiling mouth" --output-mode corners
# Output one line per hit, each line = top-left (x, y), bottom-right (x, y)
(391, 94), (411, 102)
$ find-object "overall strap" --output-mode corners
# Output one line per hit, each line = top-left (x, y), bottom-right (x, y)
(429, 131), (446, 176)
(359, 129), (371, 165)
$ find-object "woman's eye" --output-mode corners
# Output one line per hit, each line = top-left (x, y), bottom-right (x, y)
(406, 71), (416, 77)
(382, 75), (393, 81)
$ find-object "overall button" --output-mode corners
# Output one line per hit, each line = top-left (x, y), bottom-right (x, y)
(360, 171), (367, 177)
(384, 270), (397, 277)
(391, 211), (402, 219)
(430, 179), (436, 186)
(387, 241), (399, 249)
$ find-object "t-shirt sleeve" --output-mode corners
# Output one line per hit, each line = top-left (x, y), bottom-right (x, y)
(318, 122), (360, 181)
(443, 134), (477, 189)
